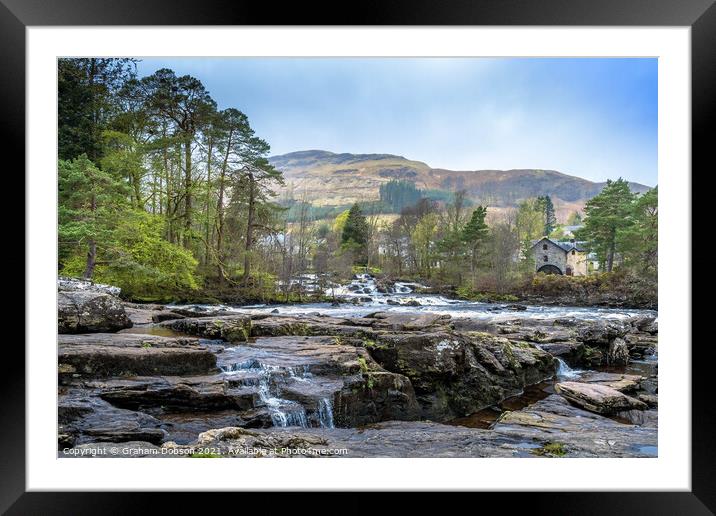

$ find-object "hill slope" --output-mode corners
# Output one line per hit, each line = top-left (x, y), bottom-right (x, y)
(269, 150), (651, 220)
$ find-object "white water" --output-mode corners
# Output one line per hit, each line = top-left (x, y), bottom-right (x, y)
(173, 273), (655, 322)
(555, 358), (582, 379)
(220, 357), (336, 429)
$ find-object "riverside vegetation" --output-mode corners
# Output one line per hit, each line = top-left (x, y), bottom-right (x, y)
(58, 59), (657, 307)
(57, 59), (658, 458)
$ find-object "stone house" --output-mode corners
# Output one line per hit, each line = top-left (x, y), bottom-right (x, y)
(531, 237), (588, 276)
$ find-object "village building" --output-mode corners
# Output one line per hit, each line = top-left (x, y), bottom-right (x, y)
(530, 236), (590, 276)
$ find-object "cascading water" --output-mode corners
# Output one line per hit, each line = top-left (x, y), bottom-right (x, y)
(317, 398), (335, 429)
(219, 357), (336, 429)
(556, 358), (581, 379)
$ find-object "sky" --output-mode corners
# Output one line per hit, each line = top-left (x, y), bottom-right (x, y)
(136, 57), (657, 186)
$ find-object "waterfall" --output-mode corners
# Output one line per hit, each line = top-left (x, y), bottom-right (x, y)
(556, 358), (581, 379)
(317, 398), (335, 428)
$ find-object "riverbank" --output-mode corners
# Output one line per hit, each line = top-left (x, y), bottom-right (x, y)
(58, 277), (657, 458)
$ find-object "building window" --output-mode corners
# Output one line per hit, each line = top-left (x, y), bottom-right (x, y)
(572, 250), (576, 255)
(542, 244), (548, 250)
(543, 255), (548, 262)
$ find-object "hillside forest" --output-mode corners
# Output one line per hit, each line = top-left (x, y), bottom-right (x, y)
(58, 59), (658, 304)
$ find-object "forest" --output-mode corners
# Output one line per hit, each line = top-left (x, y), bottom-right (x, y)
(58, 58), (658, 304)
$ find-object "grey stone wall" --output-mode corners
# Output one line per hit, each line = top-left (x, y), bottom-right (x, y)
(533, 239), (566, 274)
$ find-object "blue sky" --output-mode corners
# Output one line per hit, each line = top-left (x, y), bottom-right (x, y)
(136, 58), (657, 186)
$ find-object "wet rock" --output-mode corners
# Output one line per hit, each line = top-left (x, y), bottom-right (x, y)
(151, 311), (187, 323)
(637, 394), (658, 408)
(59, 390), (167, 446)
(368, 312), (452, 331)
(59, 291), (132, 333)
(58, 334), (217, 378)
(367, 331), (555, 420)
(577, 371), (644, 392)
(537, 340), (584, 361)
(162, 315), (253, 341)
(96, 375), (253, 412)
(607, 337), (630, 365)
(249, 316), (377, 340)
(333, 371), (421, 426)
(162, 396), (657, 457)
(577, 320), (630, 345)
(555, 381), (647, 415)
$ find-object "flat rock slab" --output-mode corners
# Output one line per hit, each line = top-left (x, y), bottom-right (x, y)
(555, 381), (647, 415)
(58, 333), (217, 378)
(367, 312), (453, 331)
(140, 394), (657, 457)
(577, 371), (644, 392)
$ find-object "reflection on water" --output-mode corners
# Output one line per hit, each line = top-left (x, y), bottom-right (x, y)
(448, 382), (555, 429)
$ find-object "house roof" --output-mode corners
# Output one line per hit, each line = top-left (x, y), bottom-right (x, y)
(530, 236), (586, 253)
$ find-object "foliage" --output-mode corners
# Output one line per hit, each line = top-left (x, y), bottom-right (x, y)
(575, 179), (639, 272)
(379, 180), (422, 212)
(61, 210), (199, 298)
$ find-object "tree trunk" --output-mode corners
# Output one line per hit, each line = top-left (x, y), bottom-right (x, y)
(203, 135), (213, 266)
(607, 228), (616, 272)
(214, 129), (233, 286)
(183, 138), (192, 247)
(243, 173), (256, 286)
(83, 239), (96, 280)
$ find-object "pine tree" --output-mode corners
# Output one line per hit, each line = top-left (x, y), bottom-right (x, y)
(461, 206), (489, 273)
(58, 154), (129, 279)
(575, 178), (636, 271)
(341, 203), (369, 247)
(537, 195), (557, 235)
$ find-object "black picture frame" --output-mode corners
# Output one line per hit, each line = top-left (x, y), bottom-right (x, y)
(5, 0), (710, 511)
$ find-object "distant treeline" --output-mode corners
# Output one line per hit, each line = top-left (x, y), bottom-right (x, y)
(282, 180), (464, 222)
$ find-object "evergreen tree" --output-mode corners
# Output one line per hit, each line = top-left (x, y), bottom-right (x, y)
(575, 178), (636, 271)
(619, 187), (658, 275)
(58, 155), (129, 279)
(58, 58), (137, 161)
(537, 195), (557, 235)
(341, 203), (369, 247)
(461, 206), (489, 273)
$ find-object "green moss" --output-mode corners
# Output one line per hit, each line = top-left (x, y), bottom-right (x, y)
(532, 442), (567, 457)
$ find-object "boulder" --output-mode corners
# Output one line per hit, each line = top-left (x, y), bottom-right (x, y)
(367, 331), (555, 420)
(58, 291), (132, 333)
(59, 389), (167, 446)
(576, 320), (630, 345)
(607, 337), (630, 365)
(555, 381), (647, 415)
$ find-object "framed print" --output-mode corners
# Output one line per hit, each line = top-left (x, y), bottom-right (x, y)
(6, 0), (712, 511)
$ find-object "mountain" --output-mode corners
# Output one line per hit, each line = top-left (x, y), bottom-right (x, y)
(269, 150), (651, 221)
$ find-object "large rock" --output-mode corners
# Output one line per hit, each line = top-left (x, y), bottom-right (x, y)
(162, 314), (253, 341)
(366, 331), (556, 420)
(150, 394), (657, 458)
(59, 389), (167, 447)
(58, 333), (217, 378)
(555, 381), (647, 415)
(58, 290), (132, 333)
(216, 336), (420, 427)
(607, 337), (630, 365)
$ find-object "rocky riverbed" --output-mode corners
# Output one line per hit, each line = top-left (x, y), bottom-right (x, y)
(57, 275), (658, 458)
